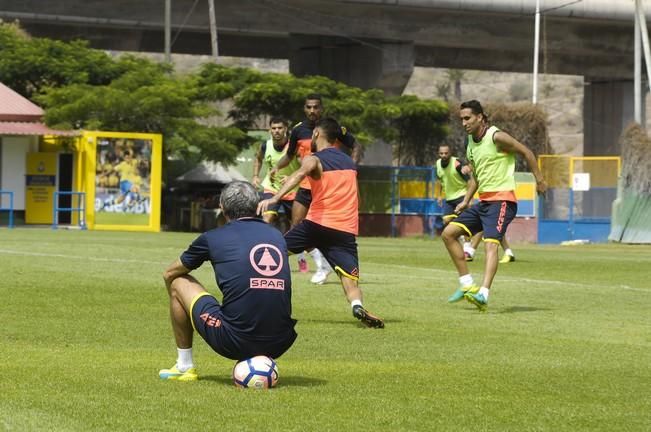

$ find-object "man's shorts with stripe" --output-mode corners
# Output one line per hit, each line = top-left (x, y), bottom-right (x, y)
(451, 200), (517, 241)
(191, 293), (297, 361)
(442, 196), (464, 217)
(284, 219), (359, 279)
(294, 187), (312, 207)
(261, 192), (293, 216)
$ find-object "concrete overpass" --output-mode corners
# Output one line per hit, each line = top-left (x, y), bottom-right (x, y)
(1, 0), (648, 154)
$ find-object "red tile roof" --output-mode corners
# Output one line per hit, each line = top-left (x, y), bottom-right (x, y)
(0, 83), (44, 122)
(0, 121), (78, 136)
(0, 83), (78, 136)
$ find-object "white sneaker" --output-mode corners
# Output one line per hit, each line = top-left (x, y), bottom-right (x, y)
(310, 269), (331, 285)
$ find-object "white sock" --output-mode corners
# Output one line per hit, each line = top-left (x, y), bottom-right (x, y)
(504, 248), (514, 257)
(309, 249), (324, 269)
(459, 274), (474, 287)
(176, 347), (194, 372)
(351, 299), (362, 309)
(465, 246), (475, 257)
(479, 287), (490, 299)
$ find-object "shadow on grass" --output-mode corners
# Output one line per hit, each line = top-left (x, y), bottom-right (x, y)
(201, 375), (327, 387)
(298, 318), (401, 326)
(498, 305), (548, 314)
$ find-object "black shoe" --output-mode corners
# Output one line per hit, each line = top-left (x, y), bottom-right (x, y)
(352, 305), (385, 328)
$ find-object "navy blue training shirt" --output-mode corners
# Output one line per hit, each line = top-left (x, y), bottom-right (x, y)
(180, 218), (295, 341)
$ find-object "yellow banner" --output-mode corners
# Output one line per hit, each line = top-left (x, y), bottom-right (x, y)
(25, 152), (57, 224)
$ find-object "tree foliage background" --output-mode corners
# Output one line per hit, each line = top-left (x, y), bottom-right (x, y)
(1, 21), (549, 172)
(440, 102), (551, 171)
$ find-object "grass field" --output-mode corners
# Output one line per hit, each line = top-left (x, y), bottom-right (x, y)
(1, 228), (650, 431)
(94, 212), (150, 226)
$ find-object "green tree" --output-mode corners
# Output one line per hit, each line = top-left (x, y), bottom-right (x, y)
(0, 22), (121, 99)
(196, 65), (450, 161)
(1, 22), (451, 169)
(36, 56), (253, 166)
(375, 96), (449, 166)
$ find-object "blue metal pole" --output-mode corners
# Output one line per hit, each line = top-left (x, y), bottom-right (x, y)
(80, 192), (87, 230)
(391, 168), (396, 237)
(568, 188), (574, 240)
(8, 191), (14, 228)
(52, 191), (58, 229)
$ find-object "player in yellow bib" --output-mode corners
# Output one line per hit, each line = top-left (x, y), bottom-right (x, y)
(437, 144), (517, 263)
(252, 117), (300, 226)
(436, 144), (473, 254)
(443, 100), (547, 311)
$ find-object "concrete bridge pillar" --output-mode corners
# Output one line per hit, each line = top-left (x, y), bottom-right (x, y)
(289, 34), (414, 96)
(584, 79), (644, 155)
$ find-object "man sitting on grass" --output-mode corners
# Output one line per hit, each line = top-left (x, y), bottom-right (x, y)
(159, 181), (297, 381)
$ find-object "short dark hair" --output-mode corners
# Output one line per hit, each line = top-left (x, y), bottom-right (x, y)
(438, 144), (450, 151)
(315, 117), (340, 144)
(219, 181), (259, 220)
(305, 93), (322, 104)
(269, 116), (287, 126)
(460, 100), (488, 121)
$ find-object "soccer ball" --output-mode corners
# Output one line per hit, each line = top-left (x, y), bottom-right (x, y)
(232, 356), (279, 389)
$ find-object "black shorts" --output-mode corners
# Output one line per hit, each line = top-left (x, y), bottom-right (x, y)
(191, 293), (297, 361)
(261, 192), (293, 216)
(451, 200), (517, 242)
(284, 219), (359, 279)
(442, 196), (464, 217)
(294, 187), (312, 208)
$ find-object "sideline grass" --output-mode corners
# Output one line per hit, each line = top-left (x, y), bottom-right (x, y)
(1, 229), (650, 431)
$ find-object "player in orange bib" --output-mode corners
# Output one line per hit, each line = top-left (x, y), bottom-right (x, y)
(271, 94), (359, 285)
(258, 117), (384, 328)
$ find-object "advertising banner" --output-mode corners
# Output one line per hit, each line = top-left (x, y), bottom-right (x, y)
(25, 152), (57, 224)
(93, 136), (153, 226)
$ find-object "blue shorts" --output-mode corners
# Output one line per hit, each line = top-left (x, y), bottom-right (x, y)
(261, 192), (293, 216)
(284, 219), (359, 280)
(191, 293), (297, 361)
(294, 188), (312, 207)
(442, 197), (464, 217)
(119, 180), (132, 195)
(451, 200), (517, 242)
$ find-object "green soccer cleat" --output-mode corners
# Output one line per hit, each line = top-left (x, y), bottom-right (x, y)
(464, 291), (488, 312)
(159, 365), (198, 381)
(499, 254), (515, 263)
(448, 284), (479, 303)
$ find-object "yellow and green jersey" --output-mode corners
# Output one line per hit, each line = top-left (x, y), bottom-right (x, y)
(114, 159), (140, 184)
(466, 125), (516, 202)
(436, 156), (468, 201)
(261, 139), (301, 195)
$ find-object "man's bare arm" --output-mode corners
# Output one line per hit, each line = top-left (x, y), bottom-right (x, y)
(163, 258), (191, 290)
(494, 131), (547, 194)
(257, 156), (319, 215)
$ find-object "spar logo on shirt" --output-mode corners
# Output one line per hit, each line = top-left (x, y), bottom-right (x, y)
(249, 244), (285, 290)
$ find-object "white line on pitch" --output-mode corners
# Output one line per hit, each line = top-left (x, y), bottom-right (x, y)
(0, 249), (164, 265)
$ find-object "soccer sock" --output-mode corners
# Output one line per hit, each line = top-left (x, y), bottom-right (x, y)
(464, 245), (475, 257)
(479, 287), (490, 300)
(504, 248), (514, 257)
(351, 299), (363, 309)
(459, 274), (474, 287)
(309, 249), (324, 270)
(176, 348), (194, 372)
